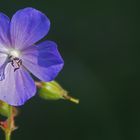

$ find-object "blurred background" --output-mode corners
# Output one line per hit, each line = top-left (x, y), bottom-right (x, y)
(0, 0), (139, 140)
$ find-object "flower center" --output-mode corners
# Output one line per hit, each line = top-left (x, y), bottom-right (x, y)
(9, 49), (20, 58)
(8, 49), (22, 71)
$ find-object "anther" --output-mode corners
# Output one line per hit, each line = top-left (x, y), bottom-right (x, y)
(9, 56), (22, 72)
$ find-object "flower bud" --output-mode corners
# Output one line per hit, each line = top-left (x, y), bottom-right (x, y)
(0, 101), (18, 117)
(0, 100), (10, 117)
(36, 81), (79, 104)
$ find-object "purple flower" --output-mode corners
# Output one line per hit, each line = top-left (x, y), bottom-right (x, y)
(0, 8), (64, 106)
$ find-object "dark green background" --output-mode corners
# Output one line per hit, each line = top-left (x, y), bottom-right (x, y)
(0, 0), (139, 140)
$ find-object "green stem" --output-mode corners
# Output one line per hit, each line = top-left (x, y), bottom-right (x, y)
(5, 105), (13, 140)
(5, 131), (11, 140)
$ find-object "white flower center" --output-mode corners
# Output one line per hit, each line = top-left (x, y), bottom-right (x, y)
(8, 49), (22, 71)
(9, 49), (20, 58)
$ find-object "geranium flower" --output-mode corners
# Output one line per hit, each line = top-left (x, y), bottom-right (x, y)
(0, 8), (64, 106)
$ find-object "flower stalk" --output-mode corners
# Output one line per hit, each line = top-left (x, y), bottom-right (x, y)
(5, 130), (11, 140)
(5, 106), (13, 140)
(0, 105), (17, 140)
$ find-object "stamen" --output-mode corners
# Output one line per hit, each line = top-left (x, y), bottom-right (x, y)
(9, 56), (22, 72)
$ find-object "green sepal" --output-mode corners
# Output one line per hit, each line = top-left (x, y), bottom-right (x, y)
(38, 81), (66, 100)
(37, 81), (79, 104)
